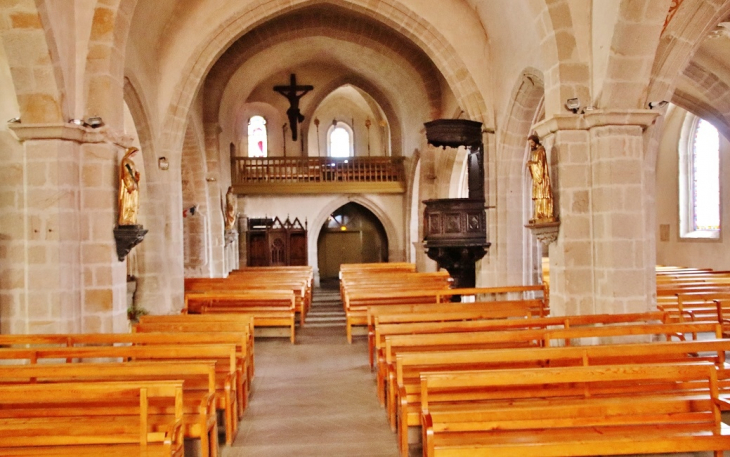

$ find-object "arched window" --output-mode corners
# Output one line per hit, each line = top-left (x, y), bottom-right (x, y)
(328, 122), (354, 157)
(248, 116), (267, 157)
(680, 116), (721, 238)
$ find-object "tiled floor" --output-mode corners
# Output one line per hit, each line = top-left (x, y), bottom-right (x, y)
(223, 288), (399, 457)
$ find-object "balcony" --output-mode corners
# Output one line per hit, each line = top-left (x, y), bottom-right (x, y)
(231, 156), (406, 194)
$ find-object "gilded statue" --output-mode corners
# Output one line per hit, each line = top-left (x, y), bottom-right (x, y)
(526, 134), (555, 223)
(224, 186), (238, 231)
(118, 147), (141, 226)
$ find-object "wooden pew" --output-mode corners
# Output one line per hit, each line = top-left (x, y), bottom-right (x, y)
(366, 299), (547, 369)
(375, 311), (666, 408)
(183, 290), (297, 344)
(380, 321), (721, 416)
(0, 330), (250, 421)
(137, 313), (255, 381)
(186, 275), (310, 325)
(0, 344), (239, 446)
(0, 361), (217, 457)
(420, 363), (730, 457)
(339, 262), (416, 278)
(356, 284), (547, 345)
(394, 338), (730, 456)
(0, 380), (184, 457)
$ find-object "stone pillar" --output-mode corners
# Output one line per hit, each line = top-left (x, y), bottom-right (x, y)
(224, 229), (239, 273)
(203, 123), (225, 277)
(535, 111), (659, 317)
(4, 124), (128, 333)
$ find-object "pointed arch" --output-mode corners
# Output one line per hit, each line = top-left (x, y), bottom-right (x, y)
(309, 195), (402, 273)
(160, 0), (491, 169)
(0, 0), (64, 123)
(492, 68), (546, 285)
(85, 0), (138, 128)
(302, 77), (402, 157)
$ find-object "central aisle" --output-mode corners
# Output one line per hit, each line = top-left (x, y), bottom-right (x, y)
(223, 287), (399, 457)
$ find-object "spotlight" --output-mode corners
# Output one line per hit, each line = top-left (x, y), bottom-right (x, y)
(648, 101), (669, 110)
(7, 117), (20, 123)
(565, 98), (581, 114)
(69, 119), (85, 126)
(158, 157), (169, 171)
(86, 116), (104, 128)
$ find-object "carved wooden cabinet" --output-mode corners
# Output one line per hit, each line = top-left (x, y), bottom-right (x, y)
(246, 217), (308, 267)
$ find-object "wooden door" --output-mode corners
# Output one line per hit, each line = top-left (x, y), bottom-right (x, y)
(319, 231), (362, 279)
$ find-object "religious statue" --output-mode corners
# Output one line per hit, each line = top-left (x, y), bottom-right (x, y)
(526, 134), (556, 224)
(118, 147), (141, 226)
(274, 74), (313, 141)
(224, 186), (238, 231)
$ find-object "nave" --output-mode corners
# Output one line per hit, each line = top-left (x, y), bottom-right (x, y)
(225, 285), (398, 457)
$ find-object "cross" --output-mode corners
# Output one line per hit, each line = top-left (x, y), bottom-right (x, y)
(274, 74), (314, 141)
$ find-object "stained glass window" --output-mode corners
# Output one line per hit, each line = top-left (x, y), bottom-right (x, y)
(248, 116), (267, 157)
(690, 119), (720, 232)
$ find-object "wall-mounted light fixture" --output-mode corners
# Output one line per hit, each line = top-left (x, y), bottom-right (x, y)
(69, 119), (85, 126)
(565, 98), (581, 114)
(86, 116), (104, 128)
(7, 117), (20, 124)
(158, 156), (169, 170)
(648, 100), (669, 110)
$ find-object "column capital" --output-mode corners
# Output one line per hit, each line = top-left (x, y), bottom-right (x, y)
(8, 123), (135, 148)
(533, 110), (661, 138)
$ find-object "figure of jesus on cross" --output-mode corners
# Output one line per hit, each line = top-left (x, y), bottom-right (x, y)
(274, 74), (314, 141)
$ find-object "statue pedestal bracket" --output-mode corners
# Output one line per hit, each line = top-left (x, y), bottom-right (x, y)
(525, 220), (560, 245)
(114, 225), (148, 261)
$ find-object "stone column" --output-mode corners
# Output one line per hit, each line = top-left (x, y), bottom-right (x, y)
(203, 123), (225, 277)
(535, 111), (659, 317)
(4, 124), (128, 333)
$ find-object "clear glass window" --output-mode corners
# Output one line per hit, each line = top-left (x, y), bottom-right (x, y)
(330, 126), (351, 158)
(248, 116), (267, 157)
(691, 119), (720, 232)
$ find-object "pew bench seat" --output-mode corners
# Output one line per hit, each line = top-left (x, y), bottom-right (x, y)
(421, 363), (730, 457)
(0, 381), (184, 457)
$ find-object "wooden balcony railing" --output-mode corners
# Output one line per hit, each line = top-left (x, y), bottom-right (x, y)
(231, 156), (406, 194)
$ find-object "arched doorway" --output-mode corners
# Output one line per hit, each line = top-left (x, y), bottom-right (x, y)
(317, 203), (388, 280)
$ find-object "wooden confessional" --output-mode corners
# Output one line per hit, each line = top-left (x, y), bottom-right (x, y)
(246, 216), (308, 266)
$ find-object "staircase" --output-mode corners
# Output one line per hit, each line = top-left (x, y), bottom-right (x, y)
(305, 282), (346, 328)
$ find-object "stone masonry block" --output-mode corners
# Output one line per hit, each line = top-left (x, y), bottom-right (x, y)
(0, 191), (17, 210)
(85, 288), (113, 313)
(26, 245), (46, 264)
(564, 240), (593, 267)
(610, 213), (644, 239)
(557, 164), (589, 189)
(570, 190), (590, 214)
(10, 11), (41, 29)
(563, 268), (594, 295)
(83, 315), (103, 333)
(563, 215), (590, 240)
(82, 242), (114, 264)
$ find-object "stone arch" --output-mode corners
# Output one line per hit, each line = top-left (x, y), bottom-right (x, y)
(0, 0), (64, 123)
(672, 61), (730, 140)
(525, 0), (589, 117)
(84, 0), (137, 128)
(649, 0), (730, 105)
(203, 4), (442, 124)
(161, 0), (491, 168)
(599, 1), (670, 109)
(123, 76), (179, 314)
(181, 114), (213, 276)
(308, 194), (402, 277)
(301, 77), (403, 157)
(491, 68), (545, 285)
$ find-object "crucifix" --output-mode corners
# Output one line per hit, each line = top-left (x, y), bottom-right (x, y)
(273, 74), (313, 141)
